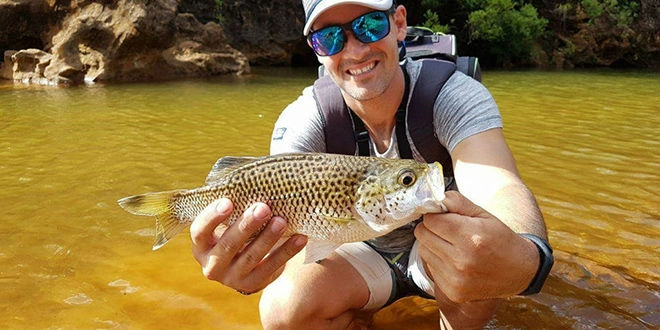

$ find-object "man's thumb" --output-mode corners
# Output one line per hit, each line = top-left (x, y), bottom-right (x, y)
(442, 190), (491, 218)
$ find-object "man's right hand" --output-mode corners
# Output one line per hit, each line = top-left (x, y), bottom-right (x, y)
(190, 198), (307, 294)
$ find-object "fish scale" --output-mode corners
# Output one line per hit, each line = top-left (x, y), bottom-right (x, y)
(118, 152), (447, 262)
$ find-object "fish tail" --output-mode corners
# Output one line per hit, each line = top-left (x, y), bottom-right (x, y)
(117, 190), (189, 250)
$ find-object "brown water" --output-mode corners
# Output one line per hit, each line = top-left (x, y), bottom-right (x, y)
(1, 68), (658, 329)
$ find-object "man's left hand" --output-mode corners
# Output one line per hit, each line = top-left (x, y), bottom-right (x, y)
(414, 190), (540, 303)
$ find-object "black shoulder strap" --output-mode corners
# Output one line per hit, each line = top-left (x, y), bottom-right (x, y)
(313, 75), (357, 156)
(349, 110), (371, 156)
(406, 59), (456, 176)
(395, 69), (413, 159)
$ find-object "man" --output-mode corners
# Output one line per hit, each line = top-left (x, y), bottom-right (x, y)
(190, 1), (552, 329)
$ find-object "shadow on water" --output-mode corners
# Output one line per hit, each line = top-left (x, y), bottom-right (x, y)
(0, 67), (658, 329)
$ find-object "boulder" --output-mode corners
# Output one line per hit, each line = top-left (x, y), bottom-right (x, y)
(0, 0), (249, 85)
(1, 49), (52, 84)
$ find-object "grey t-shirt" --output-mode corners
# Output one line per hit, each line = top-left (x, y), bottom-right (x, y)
(269, 59), (503, 252)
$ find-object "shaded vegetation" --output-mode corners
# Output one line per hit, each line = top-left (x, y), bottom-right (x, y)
(397, 0), (658, 68)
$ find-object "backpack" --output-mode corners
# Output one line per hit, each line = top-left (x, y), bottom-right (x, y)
(403, 26), (481, 82)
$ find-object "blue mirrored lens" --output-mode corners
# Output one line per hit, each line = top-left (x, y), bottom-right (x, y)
(311, 26), (344, 57)
(309, 10), (391, 56)
(352, 12), (390, 44)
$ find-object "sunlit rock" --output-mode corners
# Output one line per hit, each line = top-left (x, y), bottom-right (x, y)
(1, 0), (249, 86)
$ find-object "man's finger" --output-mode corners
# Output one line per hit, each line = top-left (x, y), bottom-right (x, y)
(207, 203), (273, 271)
(190, 198), (234, 253)
(233, 216), (288, 272)
(419, 191), (494, 244)
(245, 234), (308, 288)
(442, 191), (492, 218)
(420, 210), (474, 245)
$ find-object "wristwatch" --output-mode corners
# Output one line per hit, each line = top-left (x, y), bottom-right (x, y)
(518, 233), (554, 296)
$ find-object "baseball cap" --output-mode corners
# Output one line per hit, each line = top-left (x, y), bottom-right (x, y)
(302, 0), (394, 36)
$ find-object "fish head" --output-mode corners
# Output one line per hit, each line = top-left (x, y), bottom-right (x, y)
(355, 160), (447, 233)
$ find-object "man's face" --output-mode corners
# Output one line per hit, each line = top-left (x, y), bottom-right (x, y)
(310, 4), (407, 102)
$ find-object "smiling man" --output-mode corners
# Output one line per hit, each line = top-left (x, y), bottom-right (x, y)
(190, 1), (553, 329)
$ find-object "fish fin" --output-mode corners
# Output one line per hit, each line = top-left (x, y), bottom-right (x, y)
(303, 240), (342, 264)
(118, 191), (175, 216)
(117, 190), (188, 250)
(153, 214), (189, 250)
(205, 156), (259, 184)
(320, 215), (355, 224)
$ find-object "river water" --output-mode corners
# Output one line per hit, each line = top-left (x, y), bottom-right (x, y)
(1, 67), (658, 329)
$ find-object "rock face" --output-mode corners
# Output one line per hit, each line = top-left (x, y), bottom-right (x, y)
(220, 0), (314, 66)
(0, 0), (250, 85)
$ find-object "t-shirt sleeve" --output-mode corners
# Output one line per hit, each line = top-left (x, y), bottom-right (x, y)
(270, 86), (326, 155)
(434, 72), (503, 152)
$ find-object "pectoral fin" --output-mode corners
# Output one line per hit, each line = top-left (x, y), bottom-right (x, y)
(320, 215), (355, 224)
(303, 240), (342, 264)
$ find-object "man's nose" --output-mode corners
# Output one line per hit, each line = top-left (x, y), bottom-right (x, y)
(341, 31), (371, 59)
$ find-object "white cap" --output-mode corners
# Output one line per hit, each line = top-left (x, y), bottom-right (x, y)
(302, 0), (393, 36)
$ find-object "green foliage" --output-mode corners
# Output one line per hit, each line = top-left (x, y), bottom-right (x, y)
(580, 0), (603, 19)
(409, 0), (652, 67)
(580, 0), (638, 26)
(467, 0), (547, 64)
(554, 3), (573, 22)
(608, 0), (638, 28)
(422, 10), (451, 33)
(215, 0), (224, 23)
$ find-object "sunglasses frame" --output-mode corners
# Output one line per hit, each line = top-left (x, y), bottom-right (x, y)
(308, 7), (395, 57)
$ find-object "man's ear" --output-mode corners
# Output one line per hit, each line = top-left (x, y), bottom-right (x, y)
(393, 5), (408, 42)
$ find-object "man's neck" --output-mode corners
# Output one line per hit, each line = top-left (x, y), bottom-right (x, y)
(345, 67), (405, 153)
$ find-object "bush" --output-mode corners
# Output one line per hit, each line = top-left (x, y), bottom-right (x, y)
(467, 0), (547, 65)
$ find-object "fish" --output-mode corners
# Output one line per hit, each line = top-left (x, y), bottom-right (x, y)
(117, 152), (447, 263)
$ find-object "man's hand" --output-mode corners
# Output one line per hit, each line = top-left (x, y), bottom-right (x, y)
(190, 198), (307, 294)
(415, 191), (540, 303)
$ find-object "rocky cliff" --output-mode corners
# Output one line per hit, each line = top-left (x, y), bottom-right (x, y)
(0, 0), (288, 85)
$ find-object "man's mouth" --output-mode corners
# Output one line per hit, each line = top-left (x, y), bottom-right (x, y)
(347, 62), (376, 76)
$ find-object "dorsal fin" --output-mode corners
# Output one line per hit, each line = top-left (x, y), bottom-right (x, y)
(205, 156), (258, 184)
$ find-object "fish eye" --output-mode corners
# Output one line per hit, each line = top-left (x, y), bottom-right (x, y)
(398, 170), (417, 187)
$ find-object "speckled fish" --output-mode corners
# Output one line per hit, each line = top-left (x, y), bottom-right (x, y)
(118, 153), (447, 262)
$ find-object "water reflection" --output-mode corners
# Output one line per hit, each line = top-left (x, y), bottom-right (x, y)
(0, 68), (658, 329)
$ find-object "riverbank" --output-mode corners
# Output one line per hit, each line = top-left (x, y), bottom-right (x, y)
(1, 0), (657, 86)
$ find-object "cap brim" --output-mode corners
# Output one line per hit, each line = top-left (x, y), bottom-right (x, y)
(303, 0), (393, 36)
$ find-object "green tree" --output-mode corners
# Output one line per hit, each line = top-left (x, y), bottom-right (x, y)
(467, 0), (547, 65)
(422, 10), (451, 33)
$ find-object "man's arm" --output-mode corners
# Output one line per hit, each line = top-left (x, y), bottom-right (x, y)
(453, 128), (547, 238)
(415, 128), (547, 302)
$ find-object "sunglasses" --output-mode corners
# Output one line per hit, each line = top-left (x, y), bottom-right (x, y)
(308, 9), (393, 57)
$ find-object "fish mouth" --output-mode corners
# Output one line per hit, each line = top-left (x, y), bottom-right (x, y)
(419, 162), (447, 213)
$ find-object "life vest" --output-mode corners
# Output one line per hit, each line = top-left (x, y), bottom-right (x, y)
(312, 59), (457, 178)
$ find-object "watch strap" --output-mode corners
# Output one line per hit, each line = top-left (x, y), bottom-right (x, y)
(518, 233), (554, 296)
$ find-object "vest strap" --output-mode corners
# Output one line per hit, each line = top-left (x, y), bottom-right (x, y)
(314, 75), (356, 155)
(350, 110), (371, 156)
(407, 59), (456, 176)
(395, 68), (412, 159)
